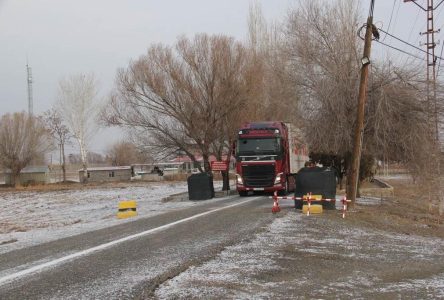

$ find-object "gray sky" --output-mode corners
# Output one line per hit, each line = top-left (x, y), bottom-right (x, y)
(0, 0), (442, 154)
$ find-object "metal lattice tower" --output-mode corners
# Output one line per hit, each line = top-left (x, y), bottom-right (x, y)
(405, 0), (440, 142)
(422, 0), (439, 141)
(26, 63), (33, 115)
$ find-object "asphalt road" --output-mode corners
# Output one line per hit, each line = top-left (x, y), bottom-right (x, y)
(2, 192), (444, 299)
(0, 194), (274, 299)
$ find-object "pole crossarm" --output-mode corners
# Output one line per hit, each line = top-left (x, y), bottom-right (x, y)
(404, 0), (427, 11)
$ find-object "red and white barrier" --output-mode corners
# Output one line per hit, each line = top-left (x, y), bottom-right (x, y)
(269, 192), (351, 218)
(341, 196), (351, 219)
(306, 193), (312, 216)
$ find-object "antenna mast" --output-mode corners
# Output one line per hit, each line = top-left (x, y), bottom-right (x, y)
(26, 62), (33, 115)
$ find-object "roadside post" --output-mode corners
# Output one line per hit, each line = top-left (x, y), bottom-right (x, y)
(211, 161), (230, 195)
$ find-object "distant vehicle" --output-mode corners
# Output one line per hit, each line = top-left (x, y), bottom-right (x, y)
(234, 121), (308, 196)
(151, 166), (164, 176)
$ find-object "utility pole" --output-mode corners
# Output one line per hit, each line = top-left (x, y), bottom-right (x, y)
(348, 0), (376, 205)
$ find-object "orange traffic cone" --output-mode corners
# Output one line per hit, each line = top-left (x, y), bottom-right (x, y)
(272, 191), (280, 213)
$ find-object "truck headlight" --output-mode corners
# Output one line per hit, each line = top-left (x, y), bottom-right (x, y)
(236, 174), (243, 185)
(274, 172), (283, 185)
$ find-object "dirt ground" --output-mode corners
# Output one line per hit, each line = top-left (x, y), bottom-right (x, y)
(347, 177), (444, 239)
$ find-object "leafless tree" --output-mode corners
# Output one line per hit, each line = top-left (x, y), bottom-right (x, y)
(284, 0), (437, 197)
(246, 2), (300, 125)
(57, 73), (99, 183)
(106, 141), (149, 166)
(285, 0), (361, 154)
(41, 108), (71, 182)
(102, 34), (250, 173)
(67, 152), (105, 165)
(0, 112), (52, 186)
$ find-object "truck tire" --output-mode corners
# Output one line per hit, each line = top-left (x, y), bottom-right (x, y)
(238, 191), (248, 197)
(278, 179), (289, 196)
(295, 199), (303, 210)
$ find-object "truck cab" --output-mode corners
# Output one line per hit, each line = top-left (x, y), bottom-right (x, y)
(234, 122), (298, 196)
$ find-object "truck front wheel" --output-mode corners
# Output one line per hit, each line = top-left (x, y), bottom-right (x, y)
(238, 191), (248, 197)
(295, 199), (303, 209)
(278, 180), (289, 196)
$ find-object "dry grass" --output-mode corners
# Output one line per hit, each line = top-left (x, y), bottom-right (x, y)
(345, 176), (444, 238)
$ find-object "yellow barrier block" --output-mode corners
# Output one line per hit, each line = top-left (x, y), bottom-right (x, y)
(302, 204), (323, 214)
(117, 200), (137, 219)
(117, 210), (137, 219)
(118, 200), (137, 210)
(303, 194), (322, 200)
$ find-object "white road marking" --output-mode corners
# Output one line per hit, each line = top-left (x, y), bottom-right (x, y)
(0, 197), (262, 286)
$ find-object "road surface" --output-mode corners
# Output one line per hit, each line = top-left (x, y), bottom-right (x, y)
(1, 193), (443, 299)
(0, 195), (272, 299)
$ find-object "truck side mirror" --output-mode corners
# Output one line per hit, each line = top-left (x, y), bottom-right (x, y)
(232, 141), (237, 156)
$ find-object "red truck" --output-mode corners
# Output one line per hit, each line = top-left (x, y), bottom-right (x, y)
(234, 121), (308, 196)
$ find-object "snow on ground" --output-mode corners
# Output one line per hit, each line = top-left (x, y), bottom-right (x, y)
(0, 181), (224, 254)
(378, 174), (412, 181)
(0, 181), (381, 256)
(156, 209), (444, 299)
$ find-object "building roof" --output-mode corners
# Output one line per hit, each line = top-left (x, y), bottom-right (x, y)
(79, 166), (132, 172)
(169, 155), (232, 163)
(4, 166), (49, 174)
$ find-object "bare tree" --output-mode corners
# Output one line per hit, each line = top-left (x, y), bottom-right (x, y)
(246, 1), (299, 124)
(0, 112), (52, 186)
(106, 141), (147, 166)
(102, 34), (250, 173)
(41, 108), (71, 182)
(285, 0), (361, 155)
(284, 0), (436, 197)
(57, 73), (99, 183)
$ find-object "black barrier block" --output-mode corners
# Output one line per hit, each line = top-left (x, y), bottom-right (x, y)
(295, 168), (336, 209)
(187, 172), (215, 200)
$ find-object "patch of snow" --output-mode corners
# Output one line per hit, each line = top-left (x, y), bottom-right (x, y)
(156, 210), (444, 298)
(356, 196), (383, 206)
(156, 214), (298, 298)
(0, 181), (227, 254)
(378, 274), (444, 298)
(378, 174), (411, 180)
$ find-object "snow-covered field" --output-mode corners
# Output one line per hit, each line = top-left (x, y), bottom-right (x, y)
(0, 182), (224, 254)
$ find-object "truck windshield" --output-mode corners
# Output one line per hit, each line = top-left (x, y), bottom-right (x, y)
(237, 138), (281, 155)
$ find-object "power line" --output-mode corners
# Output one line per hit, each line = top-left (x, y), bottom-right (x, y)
(392, 0), (402, 33)
(374, 39), (426, 61)
(437, 0), (444, 18)
(407, 9), (421, 42)
(382, 0), (397, 41)
(369, 0), (376, 17)
(407, 0), (426, 11)
(378, 27), (444, 60)
(436, 0), (444, 10)
(401, 8), (422, 67)
(437, 39), (444, 76)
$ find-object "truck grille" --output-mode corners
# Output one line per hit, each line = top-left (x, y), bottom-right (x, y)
(242, 164), (275, 187)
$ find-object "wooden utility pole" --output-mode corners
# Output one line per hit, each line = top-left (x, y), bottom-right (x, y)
(348, 1), (375, 206)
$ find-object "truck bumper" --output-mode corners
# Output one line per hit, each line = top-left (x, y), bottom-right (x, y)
(236, 184), (285, 193)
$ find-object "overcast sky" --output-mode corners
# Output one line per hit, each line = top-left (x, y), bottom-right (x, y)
(0, 0), (441, 154)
